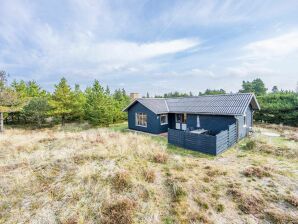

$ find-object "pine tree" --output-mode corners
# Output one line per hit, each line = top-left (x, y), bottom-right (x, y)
(84, 80), (113, 126)
(72, 84), (86, 121)
(27, 81), (44, 97)
(105, 85), (111, 95)
(22, 97), (50, 127)
(49, 78), (75, 126)
(272, 86), (279, 93)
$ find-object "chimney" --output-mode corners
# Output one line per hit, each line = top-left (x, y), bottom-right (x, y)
(130, 92), (140, 100)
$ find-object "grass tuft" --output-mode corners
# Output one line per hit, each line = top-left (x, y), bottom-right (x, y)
(265, 208), (297, 224)
(101, 198), (137, 224)
(143, 169), (156, 183)
(112, 170), (132, 191)
(227, 185), (265, 215)
(284, 195), (298, 208)
(243, 166), (272, 178)
(167, 178), (187, 202)
(241, 139), (256, 150)
(153, 152), (168, 163)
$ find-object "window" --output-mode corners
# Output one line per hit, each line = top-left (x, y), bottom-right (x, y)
(176, 113), (187, 123)
(160, 114), (168, 125)
(243, 114), (247, 127)
(136, 113), (147, 127)
(175, 114), (181, 122)
(197, 115), (200, 127)
(182, 113), (187, 124)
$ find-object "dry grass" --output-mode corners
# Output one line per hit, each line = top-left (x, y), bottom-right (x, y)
(243, 166), (272, 178)
(112, 170), (132, 191)
(265, 208), (298, 224)
(143, 168), (156, 183)
(285, 195), (298, 208)
(0, 123), (297, 223)
(227, 184), (265, 215)
(153, 152), (168, 163)
(101, 197), (137, 224)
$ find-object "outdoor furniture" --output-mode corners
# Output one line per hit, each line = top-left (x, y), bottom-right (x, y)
(190, 129), (208, 134)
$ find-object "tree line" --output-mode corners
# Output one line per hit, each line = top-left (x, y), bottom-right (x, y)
(0, 71), (130, 131)
(148, 78), (298, 127)
(1, 70), (297, 131)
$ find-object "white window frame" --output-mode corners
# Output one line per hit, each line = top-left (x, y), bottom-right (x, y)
(135, 112), (147, 127)
(243, 114), (247, 127)
(197, 115), (200, 128)
(160, 114), (168, 125)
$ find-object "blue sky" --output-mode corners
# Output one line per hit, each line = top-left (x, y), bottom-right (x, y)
(1, 0), (298, 95)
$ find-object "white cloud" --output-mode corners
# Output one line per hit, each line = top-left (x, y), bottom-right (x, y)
(157, 0), (298, 27)
(244, 31), (298, 60)
(0, 0), (200, 80)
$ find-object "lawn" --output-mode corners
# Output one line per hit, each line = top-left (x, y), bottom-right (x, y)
(0, 123), (297, 223)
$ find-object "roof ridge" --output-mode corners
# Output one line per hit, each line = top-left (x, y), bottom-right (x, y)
(138, 93), (254, 100)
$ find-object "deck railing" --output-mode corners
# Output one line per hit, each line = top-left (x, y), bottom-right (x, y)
(168, 124), (237, 155)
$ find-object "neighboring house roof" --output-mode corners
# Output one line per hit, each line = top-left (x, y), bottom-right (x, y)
(123, 93), (260, 116)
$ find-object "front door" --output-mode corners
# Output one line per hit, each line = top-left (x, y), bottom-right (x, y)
(175, 113), (187, 130)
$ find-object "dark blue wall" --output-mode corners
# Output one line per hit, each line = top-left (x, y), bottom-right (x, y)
(127, 102), (168, 134)
(187, 114), (236, 134)
(169, 113), (236, 134)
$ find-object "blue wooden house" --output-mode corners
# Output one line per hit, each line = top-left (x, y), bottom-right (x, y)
(123, 93), (260, 155)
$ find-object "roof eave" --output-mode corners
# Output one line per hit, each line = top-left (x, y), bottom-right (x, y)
(122, 99), (138, 112)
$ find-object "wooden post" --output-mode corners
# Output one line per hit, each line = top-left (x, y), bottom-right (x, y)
(0, 112), (4, 132)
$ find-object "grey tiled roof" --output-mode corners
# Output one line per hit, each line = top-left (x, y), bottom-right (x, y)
(123, 93), (260, 115)
(137, 98), (169, 114)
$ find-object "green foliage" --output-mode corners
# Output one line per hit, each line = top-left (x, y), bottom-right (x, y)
(2, 70), (297, 128)
(22, 97), (51, 127)
(71, 84), (86, 121)
(84, 80), (114, 126)
(240, 78), (267, 96)
(200, 89), (226, 95)
(49, 78), (76, 126)
(255, 92), (298, 126)
(272, 86), (279, 93)
(113, 88), (130, 122)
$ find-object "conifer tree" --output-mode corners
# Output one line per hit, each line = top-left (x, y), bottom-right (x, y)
(49, 78), (75, 126)
(84, 80), (113, 126)
(72, 84), (86, 121)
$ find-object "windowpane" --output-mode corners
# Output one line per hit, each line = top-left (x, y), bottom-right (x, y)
(160, 114), (168, 125)
(136, 113), (147, 127)
(243, 115), (247, 127)
(197, 116), (200, 127)
(176, 114), (181, 122)
(182, 113), (187, 123)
